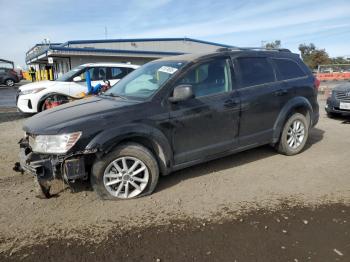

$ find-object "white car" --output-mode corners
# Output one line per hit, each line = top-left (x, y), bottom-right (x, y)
(16, 63), (139, 113)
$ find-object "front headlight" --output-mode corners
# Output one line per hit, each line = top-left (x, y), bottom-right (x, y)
(30, 132), (82, 154)
(20, 87), (46, 95)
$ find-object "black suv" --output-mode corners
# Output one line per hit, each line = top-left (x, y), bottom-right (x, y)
(0, 68), (19, 87)
(18, 48), (319, 199)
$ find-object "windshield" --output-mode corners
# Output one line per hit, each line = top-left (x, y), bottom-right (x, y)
(104, 61), (186, 99)
(56, 66), (84, 82)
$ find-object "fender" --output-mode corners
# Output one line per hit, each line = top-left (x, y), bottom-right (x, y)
(272, 96), (313, 143)
(85, 123), (173, 175)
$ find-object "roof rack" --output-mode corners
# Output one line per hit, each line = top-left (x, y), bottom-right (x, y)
(217, 47), (291, 53)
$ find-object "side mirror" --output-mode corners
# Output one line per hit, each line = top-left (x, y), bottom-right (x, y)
(168, 85), (194, 103)
(73, 76), (82, 82)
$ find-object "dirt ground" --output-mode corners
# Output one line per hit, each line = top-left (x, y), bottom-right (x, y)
(0, 96), (350, 261)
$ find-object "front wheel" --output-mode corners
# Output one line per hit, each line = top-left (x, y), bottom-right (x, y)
(91, 143), (159, 200)
(276, 113), (309, 156)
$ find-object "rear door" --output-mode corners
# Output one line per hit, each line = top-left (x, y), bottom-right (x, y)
(271, 57), (310, 102)
(169, 57), (240, 164)
(234, 56), (284, 147)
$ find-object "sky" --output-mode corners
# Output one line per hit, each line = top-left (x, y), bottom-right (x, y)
(1, 0), (350, 67)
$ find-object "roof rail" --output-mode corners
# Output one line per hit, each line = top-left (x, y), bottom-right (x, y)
(217, 47), (291, 53)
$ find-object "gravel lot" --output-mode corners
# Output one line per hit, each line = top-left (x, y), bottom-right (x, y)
(0, 95), (349, 261)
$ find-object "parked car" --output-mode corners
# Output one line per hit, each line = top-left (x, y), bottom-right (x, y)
(14, 68), (24, 81)
(0, 67), (19, 87)
(16, 63), (139, 113)
(17, 48), (319, 200)
(326, 82), (350, 117)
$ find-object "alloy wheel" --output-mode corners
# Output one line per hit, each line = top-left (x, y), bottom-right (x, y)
(5, 79), (14, 87)
(286, 120), (305, 149)
(103, 156), (149, 199)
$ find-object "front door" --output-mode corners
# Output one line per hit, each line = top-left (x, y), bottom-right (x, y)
(69, 67), (106, 96)
(169, 57), (240, 164)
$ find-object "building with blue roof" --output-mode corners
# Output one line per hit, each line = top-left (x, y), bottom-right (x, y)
(25, 38), (232, 79)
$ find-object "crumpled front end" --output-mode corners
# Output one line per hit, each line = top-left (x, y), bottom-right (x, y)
(16, 135), (96, 197)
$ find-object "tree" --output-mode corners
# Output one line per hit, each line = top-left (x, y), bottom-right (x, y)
(265, 40), (281, 49)
(298, 43), (330, 69)
(330, 56), (349, 64)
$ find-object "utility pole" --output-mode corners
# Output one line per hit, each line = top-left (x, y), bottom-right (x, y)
(104, 26), (108, 39)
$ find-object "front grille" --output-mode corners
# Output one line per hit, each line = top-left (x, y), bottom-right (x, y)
(335, 90), (350, 102)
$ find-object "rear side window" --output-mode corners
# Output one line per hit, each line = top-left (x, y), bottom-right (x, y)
(110, 67), (129, 79)
(237, 57), (275, 87)
(273, 58), (306, 80)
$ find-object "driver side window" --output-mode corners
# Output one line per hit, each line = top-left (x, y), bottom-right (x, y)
(177, 58), (232, 97)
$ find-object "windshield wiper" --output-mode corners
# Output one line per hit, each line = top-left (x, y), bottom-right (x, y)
(100, 93), (127, 100)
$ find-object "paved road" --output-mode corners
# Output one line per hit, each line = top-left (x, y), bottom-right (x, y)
(0, 86), (18, 107)
(0, 81), (30, 108)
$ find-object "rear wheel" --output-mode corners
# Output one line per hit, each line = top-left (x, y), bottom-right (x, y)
(276, 113), (309, 156)
(91, 143), (159, 200)
(5, 79), (15, 87)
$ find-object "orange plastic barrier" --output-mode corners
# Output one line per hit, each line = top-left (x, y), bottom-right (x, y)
(316, 72), (350, 81)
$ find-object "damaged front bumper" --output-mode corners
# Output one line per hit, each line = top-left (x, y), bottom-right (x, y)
(16, 136), (95, 183)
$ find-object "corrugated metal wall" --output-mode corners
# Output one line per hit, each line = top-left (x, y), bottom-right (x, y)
(68, 40), (221, 53)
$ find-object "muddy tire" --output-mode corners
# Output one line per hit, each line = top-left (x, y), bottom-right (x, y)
(276, 113), (309, 156)
(91, 143), (159, 200)
(34, 178), (51, 199)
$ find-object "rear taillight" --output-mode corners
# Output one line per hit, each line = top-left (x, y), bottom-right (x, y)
(314, 77), (320, 90)
(9, 69), (17, 76)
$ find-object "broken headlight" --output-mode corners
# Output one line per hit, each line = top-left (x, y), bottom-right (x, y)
(30, 132), (82, 154)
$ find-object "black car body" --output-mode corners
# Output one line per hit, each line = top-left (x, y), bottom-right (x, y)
(18, 48), (319, 199)
(326, 82), (350, 116)
(0, 68), (19, 87)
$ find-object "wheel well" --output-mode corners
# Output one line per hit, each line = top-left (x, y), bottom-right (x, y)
(4, 78), (15, 83)
(115, 136), (169, 175)
(290, 106), (311, 126)
(37, 93), (69, 112)
(273, 105), (311, 144)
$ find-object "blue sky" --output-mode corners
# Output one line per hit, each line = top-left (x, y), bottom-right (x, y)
(1, 0), (350, 67)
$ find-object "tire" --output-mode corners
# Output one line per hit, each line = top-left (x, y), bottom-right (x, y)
(276, 113), (309, 156)
(91, 143), (159, 200)
(5, 79), (15, 87)
(327, 112), (337, 118)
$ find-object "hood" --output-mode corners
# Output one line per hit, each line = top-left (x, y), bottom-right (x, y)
(19, 80), (57, 91)
(23, 96), (141, 135)
(333, 82), (350, 92)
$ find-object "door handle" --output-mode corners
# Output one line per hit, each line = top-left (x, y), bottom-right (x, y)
(273, 89), (288, 96)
